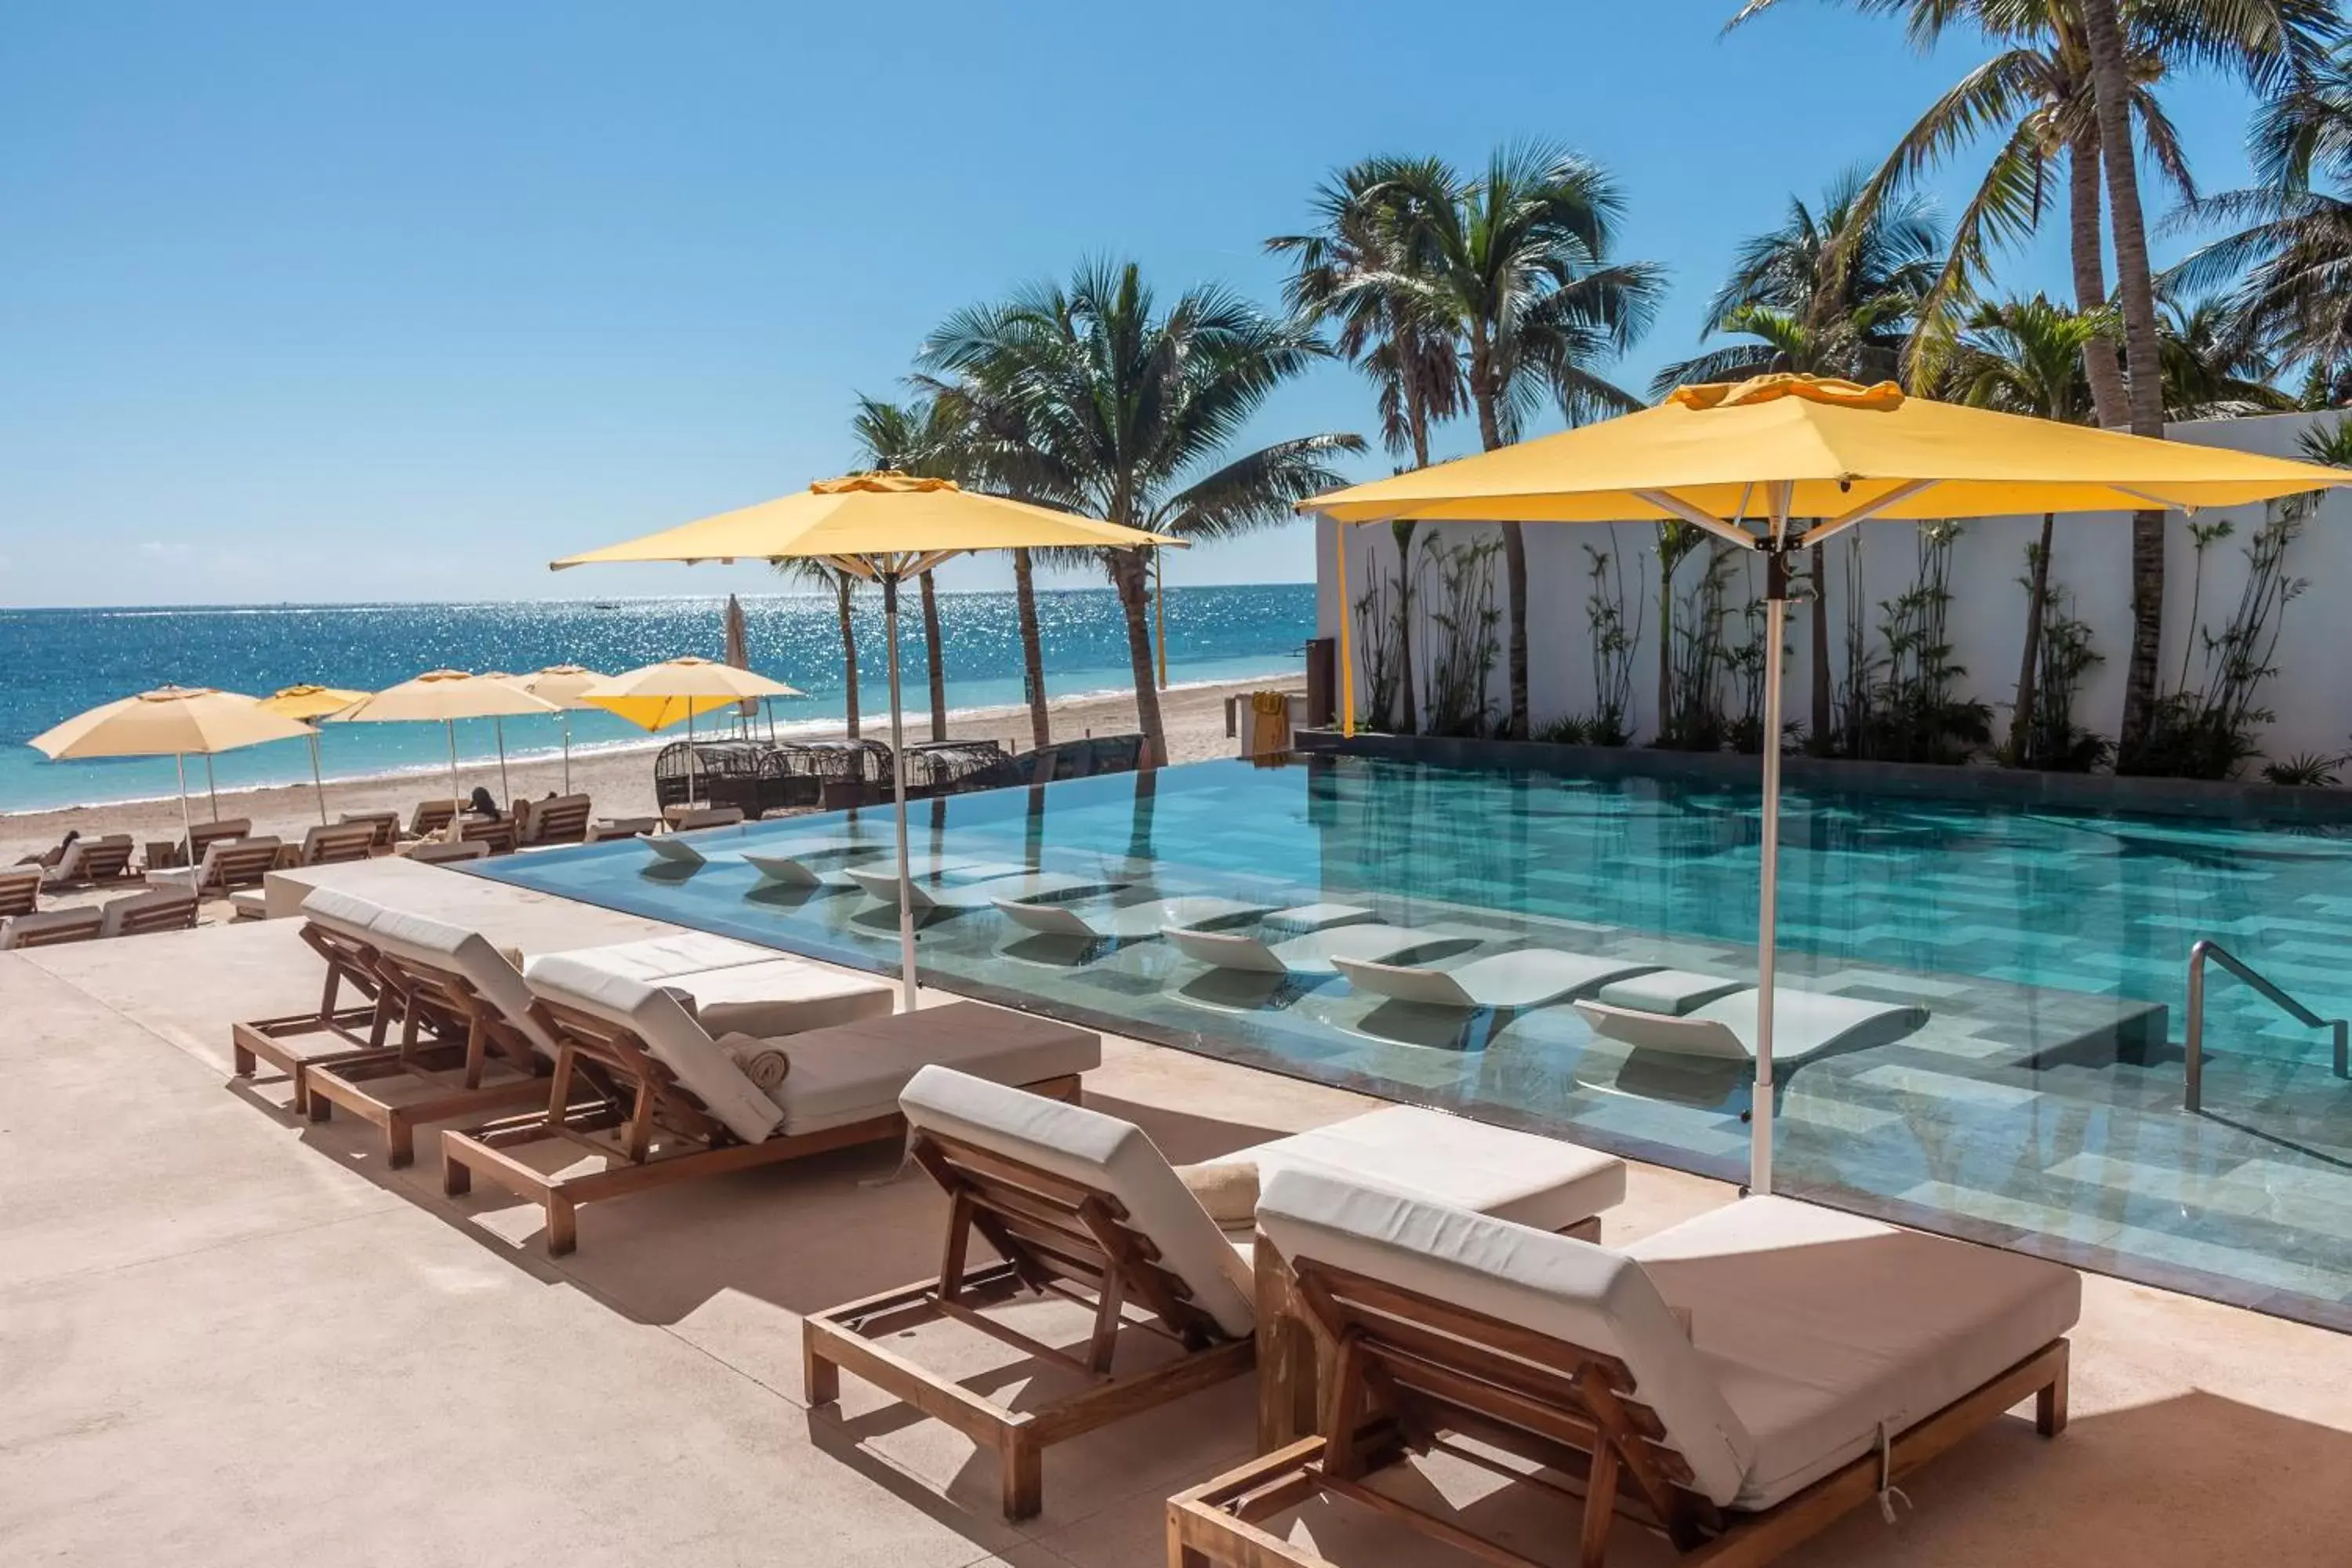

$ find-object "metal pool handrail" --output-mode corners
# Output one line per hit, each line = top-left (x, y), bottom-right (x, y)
(2184, 938), (2350, 1112)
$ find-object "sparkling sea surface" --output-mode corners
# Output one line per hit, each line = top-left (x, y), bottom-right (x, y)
(473, 753), (2352, 1330)
(0, 584), (1312, 811)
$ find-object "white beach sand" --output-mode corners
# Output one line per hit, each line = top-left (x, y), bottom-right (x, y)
(3, 675), (1305, 909)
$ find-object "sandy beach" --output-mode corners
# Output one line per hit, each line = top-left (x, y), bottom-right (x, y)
(4, 675), (1304, 907)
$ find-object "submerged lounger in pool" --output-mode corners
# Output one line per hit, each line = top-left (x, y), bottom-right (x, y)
(1574, 980), (1929, 1065)
(643, 836), (714, 869)
(993, 893), (1279, 942)
(1333, 948), (1664, 1011)
(1165, 920), (1464, 978)
(745, 850), (1021, 890)
(846, 866), (1125, 913)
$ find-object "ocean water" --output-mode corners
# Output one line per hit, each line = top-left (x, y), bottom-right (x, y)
(0, 584), (1313, 812)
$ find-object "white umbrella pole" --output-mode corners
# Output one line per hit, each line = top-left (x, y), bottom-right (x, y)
(561, 713), (572, 795)
(886, 574), (916, 1012)
(310, 731), (328, 825)
(1751, 576), (1788, 1197)
(445, 720), (463, 841)
(175, 753), (195, 866)
(495, 717), (510, 807)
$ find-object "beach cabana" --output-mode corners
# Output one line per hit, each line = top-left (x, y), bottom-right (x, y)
(552, 472), (1179, 1009)
(260, 684), (368, 824)
(27, 686), (316, 864)
(325, 670), (560, 829)
(1303, 372), (2352, 1196)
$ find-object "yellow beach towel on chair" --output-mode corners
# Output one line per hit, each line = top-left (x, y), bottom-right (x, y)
(1247, 691), (1293, 757)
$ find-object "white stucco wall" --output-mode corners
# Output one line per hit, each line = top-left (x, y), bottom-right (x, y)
(1316, 412), (2352, 765)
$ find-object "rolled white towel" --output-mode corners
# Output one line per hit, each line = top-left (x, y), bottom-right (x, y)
(720, 1033), (791, 1092)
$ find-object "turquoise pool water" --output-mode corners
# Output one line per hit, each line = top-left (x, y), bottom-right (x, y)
(469, 754), (2352, 1330)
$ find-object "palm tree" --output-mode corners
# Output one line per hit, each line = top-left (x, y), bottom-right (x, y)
(1728, 0), (2335, 760)
(921, 260), (1364, 766)
(1943, 295), (2107, 760)
(2156, 289), (2295, 416)
(2173, 40), (2352, 404)
(1269, 156), (1466, 733)
(849, 394), (967, 741)
(1377, 143), (1662, 737)
(1655, 173), (1944, 748)
(779, 560), (863, 740)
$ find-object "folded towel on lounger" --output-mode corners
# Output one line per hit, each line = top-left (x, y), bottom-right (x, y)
(1176, 1159), (1259, 1225)
(720, 1034), (791, 1091)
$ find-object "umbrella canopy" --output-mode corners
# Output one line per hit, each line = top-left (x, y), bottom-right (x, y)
(552, 473), (1178, 572)
(261, 684), (369, 824)
(551, 471), (1178, 1011)
(1301, 374), (2352, 1200)
(581, 656), (801, 733)
(259, 684), (368, 721)
(28, 685), (315, 855)
(326, 670), (561, 827)
(1308, 373), (2352, 527)
(513, 665), (612, 794)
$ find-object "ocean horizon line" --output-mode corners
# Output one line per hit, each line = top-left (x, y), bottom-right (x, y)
(0, 580), (1318, 616)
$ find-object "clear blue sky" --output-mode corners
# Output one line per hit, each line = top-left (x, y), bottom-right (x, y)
(0, 1), (2274, 608)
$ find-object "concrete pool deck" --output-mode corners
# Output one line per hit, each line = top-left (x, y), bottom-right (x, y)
(4, 857), (2351, 1566)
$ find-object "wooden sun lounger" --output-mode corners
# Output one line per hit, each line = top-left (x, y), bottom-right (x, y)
(230, 898), (401, 1110)
(514, 793), (593, 847)
(150, 836), (284, 897)
(407, 838), (488, 865)
(42, 834), (136, 889)
(404, 800), (462, 840)
(1169, 1171), (2076, 1568)
(98, 887), (198, 938)
(0, 907), (105, 949)
(339, 810), (401, 851)
(806, 1072), (1628, 1523)
(1334, 948), (1664, 1011)
(0, 866), (41, 919)
(457, 817), (519, 856)
(441, 980), (1096, 1255)
(286, 821), (379, 868)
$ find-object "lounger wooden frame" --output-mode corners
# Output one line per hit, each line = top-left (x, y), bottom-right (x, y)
(0, 866), (40, 918)
(440, 998), (1085, 1258)
(176, 838), (285, 895)
(44, 837), (136, 888)
(516, 794), (593, 846)
(298, 946), (555, 1167)
(101, 888), (199, 938)
(405, 800), (461, 840)
(1167, 1246), (2069, 1568)
(803, 1127), (1256, 1520)
(229, 922), (399, 1111)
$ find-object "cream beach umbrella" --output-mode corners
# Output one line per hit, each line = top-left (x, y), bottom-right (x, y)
(260, 684), (368, 824)
(553, 472), (1178, 1010)
(28, 686), (316, 862)
(580, 656), (802, 810)
(1301, 373), (2352, 1196)
(325, 670), (561, 830)
(513, 664), (610, 793)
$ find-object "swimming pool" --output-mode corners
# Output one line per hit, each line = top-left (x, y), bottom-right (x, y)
(470, 753), (2352, 1330)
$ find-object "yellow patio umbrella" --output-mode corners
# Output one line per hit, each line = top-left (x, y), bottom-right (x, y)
(512, 664), (611, 793)
(553, 472), (1179, 1010)
(325, 670), (561, 828)
(1303, 373), (2352, 1196)
(261, 684), (368, 824)
(581, 657), (802, 809)
(27, 686), (316, 862)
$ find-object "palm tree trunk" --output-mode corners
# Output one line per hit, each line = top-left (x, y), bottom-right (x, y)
(919, 572), (948, 740)
(1012, 547), (1050, 750)
(1469, 341), (1529, 739)
(835, 572), (861, 741)
(1109, 550), (1167, 766)
(2011, 514), (2056, 764)
(2067, 131), (2128, 430)
(2079, 0), (2169, 753)
(1807, 543), (1830, 750)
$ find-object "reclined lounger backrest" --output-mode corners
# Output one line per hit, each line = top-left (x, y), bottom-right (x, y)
(521, 954), (783, 1145)
(362, 905), (560, 1060)
(898, 1065), (1256, 1340)
(1255, 1164), (1758, 1512)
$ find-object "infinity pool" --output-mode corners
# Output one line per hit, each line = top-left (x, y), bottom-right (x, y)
(470, 753), (2352, 1330)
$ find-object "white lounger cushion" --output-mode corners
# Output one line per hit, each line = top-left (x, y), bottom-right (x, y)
(1335, 949), (1660, 1011)
(1575, 988), (1928, 1065)
(1625, 1197), (2080, 1508)
(554, 932), (786, 983)
(1211, 1106), (1625, 1234)
(298, 886), (390, 947)
(361, 902), (560, 1059)
(1257, 1166), (1758, 1507)
(898, 1065), (1257, 1338)
(525, 954), (785, 1144)
(660, 958), (894, 1039)
(779, 1014), (1095, 1138)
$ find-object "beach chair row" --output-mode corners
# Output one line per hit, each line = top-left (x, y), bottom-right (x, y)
(230, 886), (2078, 1566)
